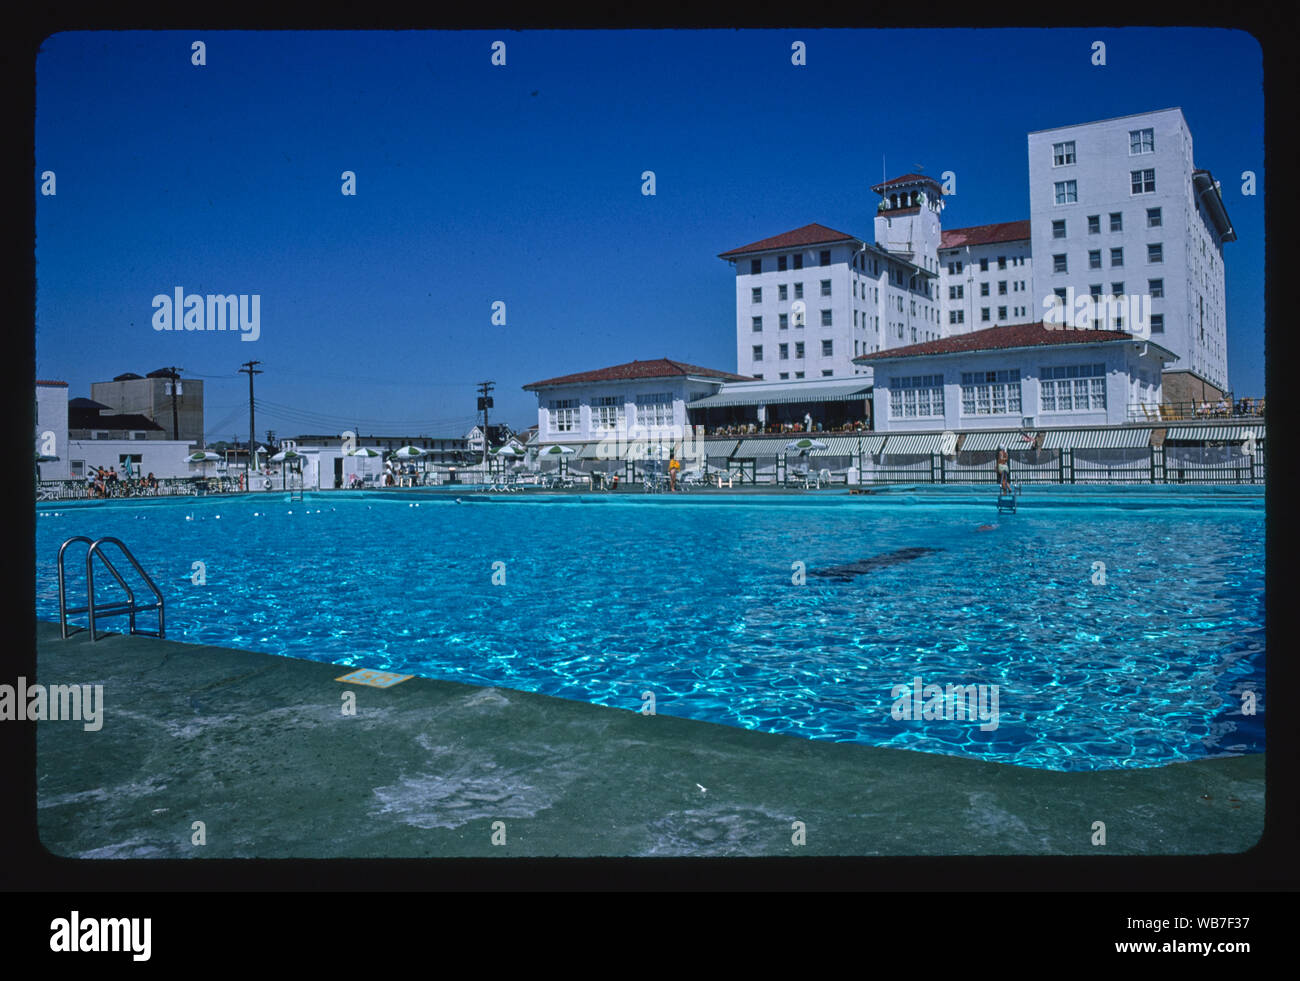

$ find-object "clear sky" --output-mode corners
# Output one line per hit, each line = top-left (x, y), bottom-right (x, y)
(35, 28), (1264, 441)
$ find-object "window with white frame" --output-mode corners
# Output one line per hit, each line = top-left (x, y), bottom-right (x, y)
(1054, 180), (1077, 204)
(1130, 169), (1155, 194)
(591, 395), (625, 432)
(960, 369), (1021, 416)
(1052, 141), (1076, 166)
(549, 398), (579, 433)
(1039, 364), (1106, 412)
(635, 393), (673, 429)
(889, 374), (944, 419)
(1129, 128), (1154, 154)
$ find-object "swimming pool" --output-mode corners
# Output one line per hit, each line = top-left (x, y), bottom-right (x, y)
(35, 488), (1265, 771)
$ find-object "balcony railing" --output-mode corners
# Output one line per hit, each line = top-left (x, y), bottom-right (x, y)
(1126, 397), (1264, 423)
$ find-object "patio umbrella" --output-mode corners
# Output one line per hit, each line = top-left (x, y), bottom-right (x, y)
(187, 450), (220, 476)
(785, 438), (829, 453)
(347, 446), (382, 482)
(270, 448), (304, 462)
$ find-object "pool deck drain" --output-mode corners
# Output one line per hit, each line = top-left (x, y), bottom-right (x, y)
(35, 621), (1264, 858)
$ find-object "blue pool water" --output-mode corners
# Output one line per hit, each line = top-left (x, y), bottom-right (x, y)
(35, 489), (1265, 771)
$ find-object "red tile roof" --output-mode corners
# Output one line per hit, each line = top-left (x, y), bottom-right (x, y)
(870, 173), (942, 193)
(524, 358), (750, 390)
(36, 379), (68, 387)
(852, 323), (1144, 362)
(939, 220), (1031, 250)
(718, 223), (859, 259)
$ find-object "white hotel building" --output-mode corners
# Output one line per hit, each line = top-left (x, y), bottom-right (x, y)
(720, 107), (1233, 403)
(1027, 107), (1234, 402)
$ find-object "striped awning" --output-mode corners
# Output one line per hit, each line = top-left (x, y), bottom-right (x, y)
(960, 431), (1034, 451)
(732, 438), (788, 457)
(703, 439), (740, 457)
(688, 379), (872, 409)
(881, 432), (948, 454)
(1041, 428), (1153, 449)
(1164, 424), (1265, 442)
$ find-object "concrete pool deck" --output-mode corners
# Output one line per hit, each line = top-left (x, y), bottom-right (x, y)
(34, 620), (1264, 858)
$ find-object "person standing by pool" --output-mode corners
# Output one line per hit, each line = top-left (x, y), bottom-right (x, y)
(996, 445), (1010, 495)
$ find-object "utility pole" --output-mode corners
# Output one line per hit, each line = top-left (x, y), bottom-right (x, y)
(159, 366), (184, 440)
(476, 380), (495, 469)
(239, 360), (262, 475)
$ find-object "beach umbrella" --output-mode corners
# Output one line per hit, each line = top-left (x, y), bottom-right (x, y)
(392, 445), (426, 459)
(187, 450), (220, 476)
(347, 447), (382, 457)
(536, 445), (576, 456)
(785, 438), (829, 453)
(270, 448), (304, 462)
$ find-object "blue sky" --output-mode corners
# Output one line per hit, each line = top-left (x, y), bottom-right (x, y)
(35, 28), (1264, 440)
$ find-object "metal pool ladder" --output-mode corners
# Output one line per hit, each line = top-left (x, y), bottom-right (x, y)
(57, 536), (166, 642)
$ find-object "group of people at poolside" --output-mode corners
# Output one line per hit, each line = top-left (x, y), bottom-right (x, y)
(85, 466), (158, 498)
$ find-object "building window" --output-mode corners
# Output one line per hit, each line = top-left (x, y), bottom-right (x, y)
(819, 249), (831, 266)
(821, 340), (833, 357)
(635, 393), (673, 429)
(1052, 219), (1066, 238)
(752, 345), (763, 362)
(890, 374), (945, 419)
(1053, 254), (1067, 273)
(794, 282), (803, 299)
(1110, 247), (1124, 267)
(1110, 212), (1123, 232)
(592, 395), (625, 432)
(1054, 287), (1068, 302)
(548, 399), (578, 433)
(779, 313), (789, 329)
(998, 281), (1007, 295)
(793, 253), (803, 269)
(1111, 282), (1124, 297)
(980, 282), (989, 297)
(1087, 214), (1100, 234)
(821, 309), (832, 327)
(821, 279), (832, 296)
(978, 257), (988, 272)
(998, 256), (1007, 270)
(981, 307), (990, 321)
(1147, 207), (1162, 227)
(1052, 141), (1076, 166)
(779, 372), (789, 380)
(779, 343), (789, 360)
(1129, 128), (1154, 154)
(751, 287), (761, 303)
(1148, 278), (1163, 298)
(1130, 169), (1156, 194)
(1053, 180), (1077, 204)
(822, 370), (833, 377)
(752, 317), (763, 332)
(778, 255), (788, 272)
(1151, 314), (1164, 333)
(1089, 284), (1103, 298)
(998, 306), (1007, 319)
(1089, 249), (1102, 269)
(1040, 364), (1106, 412)
(949, 285), (964, 299)
(948, 310), (964, 324)
(795, 342), (805, 358)
(750, 259), (762, 274)
(960, 369), (1022, 416)
(1147, 243), (1163, 263)
(795, 371), (805, 379)
(778, 284), (788, 301)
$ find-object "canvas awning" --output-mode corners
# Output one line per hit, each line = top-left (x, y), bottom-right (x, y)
(880, 432), (948, 454)
(1164, 424), (1265, 442)
(688, 379), (872, 409)
(1041, 428), (1153, 449)
(959, 431), (1031, 452)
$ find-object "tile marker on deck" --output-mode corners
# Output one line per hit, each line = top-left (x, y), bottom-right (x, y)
(335, 669), (413, 688)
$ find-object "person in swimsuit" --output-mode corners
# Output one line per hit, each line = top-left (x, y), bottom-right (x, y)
(996, 446), (1010, 495)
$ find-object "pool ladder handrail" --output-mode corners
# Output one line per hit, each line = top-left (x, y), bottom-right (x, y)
(57, 536), (166, 642)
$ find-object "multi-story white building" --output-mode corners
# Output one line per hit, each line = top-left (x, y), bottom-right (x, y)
(937, 221), (1035, 334)
(1028, 107), (1234, 401)
(722, 108), (1233, 401)
(718, 174), (949, 383)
